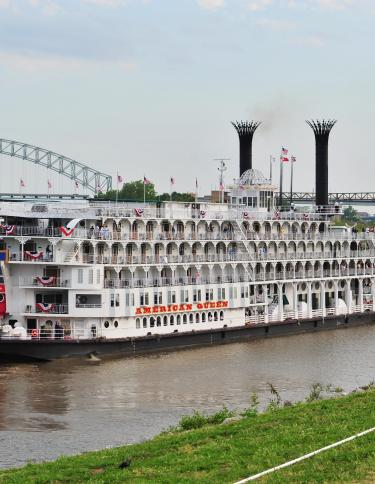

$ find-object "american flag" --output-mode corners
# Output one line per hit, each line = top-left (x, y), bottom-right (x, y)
(170, 177), (175, 186)
(281, 156), (289, 162)
(282, 147), (288, 155)
(291, 156), (297, 163)
(117, 174), (124, 183)
(195, 177), (198, 189)
(143, 176), (151, 185)
(20, 178), (25, 188)
(134, 207), (144, 217)
(219, 182), (224, 190)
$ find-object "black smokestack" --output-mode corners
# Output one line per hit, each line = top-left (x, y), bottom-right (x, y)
(306, 119), (337, 207)
(231, 121), (261, 176)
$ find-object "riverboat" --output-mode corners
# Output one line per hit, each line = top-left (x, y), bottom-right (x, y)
(1, 121), (374, 361)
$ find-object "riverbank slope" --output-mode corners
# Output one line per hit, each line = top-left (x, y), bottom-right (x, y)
(1, 390), (375, 483)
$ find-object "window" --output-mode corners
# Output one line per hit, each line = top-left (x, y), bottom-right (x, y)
(214, 311), (218, 321)
(189, 313), (194, 323)
(114, 320), (118, 328)
(150, 317), (155, 328)
(220, 311), (224, 321)
(170, 315), (174, 326)
(116, 293), (120, 307)
(167, 291), (176, 304)
(125, 293), (134, 307)
(136, 318), (140, 329)
(180, 290), (189, 303)
(163, 316), (168, 326)
(88, 269), (94, 285)
(111, 294), (115, 307)
(96, 269), (101, 284)
(140, 292), (149, 306)
(143, 318), (147, 328)
(193, 289), (201, 302)
(241, 286), (245, 299)
(196, 313), (200, 323)
(156, 316), (161, 327)
(202, 312), (206, 323)
(154, 291), (162, 305)
(176, 314), (181, 325)
(183, 314), (187, 324)
(205, 289), (213, 301)
(104, 321), (109, 328)
(77, 269), (83, 284)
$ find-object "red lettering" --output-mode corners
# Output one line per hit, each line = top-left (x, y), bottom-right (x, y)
(210, 302), (216, 309)
(185, 304), (193, 310)
(197, 303), (203, 310)
(143, 307), (151, 314)
(204, 302), (210, 309)
(167, 305), (172, 312)
(221, 301), (228, 308)
(172, 305), (178, 312)
(179, 304), (185, 311)
(159, 306), (167, 313)
(135, 308), (143, 315)
(152, 306), (159, 313)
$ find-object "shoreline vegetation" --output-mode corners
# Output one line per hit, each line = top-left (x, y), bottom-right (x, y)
(1, 384), (375, 483)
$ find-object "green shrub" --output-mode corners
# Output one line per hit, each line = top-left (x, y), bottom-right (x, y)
(178, 407), (235, 431)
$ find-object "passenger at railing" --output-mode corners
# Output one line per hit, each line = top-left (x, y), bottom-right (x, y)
(94, 225), (100, 238)
(40, 324), (47, 339)
(46, 244), (53, 261)
(54, 321), (64, 339)
(88, 226), (94, 239)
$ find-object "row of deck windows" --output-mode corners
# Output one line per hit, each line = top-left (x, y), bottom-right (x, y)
(138, 288), (230, 307)
(135, 310), (225, 329)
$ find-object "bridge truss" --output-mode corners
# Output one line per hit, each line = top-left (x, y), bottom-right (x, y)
(0, 138), (112, 194)
(277, 192), (375, 206)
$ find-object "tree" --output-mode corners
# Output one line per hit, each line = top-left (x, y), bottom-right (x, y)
(97, 180), (157, 201)
(158, 192), (195, 202)
(342, 206), (359, 222)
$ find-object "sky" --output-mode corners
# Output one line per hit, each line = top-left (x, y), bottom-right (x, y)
(0, 0), (374, 196)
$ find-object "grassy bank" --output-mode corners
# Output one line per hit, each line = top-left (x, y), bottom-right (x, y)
(1, 389), (375, 483)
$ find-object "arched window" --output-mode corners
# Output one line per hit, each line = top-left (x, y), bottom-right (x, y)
(163, 316), (168, 326)
(136, 318), (140, 329)
(150, 317), (155, 328)
(176, 314), (181, 325)
(214, 311), (218, 321)
(142, 317), (147, 328)
(156, 316), (161, 327)
(183, 314), (187, 324)
(170, 315), (174, 326)
(195, 313), (200, 323)
(220, 311), (224, 321)
(189, 313), (194, 323)
(201, 312), (206, 323)
(208, 312), (212, 321)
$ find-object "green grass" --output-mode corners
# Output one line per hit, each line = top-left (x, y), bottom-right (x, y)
(1, 390), (375, 483)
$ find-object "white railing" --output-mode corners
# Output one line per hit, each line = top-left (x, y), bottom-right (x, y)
(19, 277), (70, 288)
(25, 304), (69, 314)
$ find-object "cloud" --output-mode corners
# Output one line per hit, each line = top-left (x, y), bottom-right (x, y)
(196, 0), (224, 10)
(81, 0), (128, 6)
(248, 0), (273, 12)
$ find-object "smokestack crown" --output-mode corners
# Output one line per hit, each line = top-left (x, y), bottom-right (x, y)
(231, 120), (262, 137)
(306, 119), (337, 137)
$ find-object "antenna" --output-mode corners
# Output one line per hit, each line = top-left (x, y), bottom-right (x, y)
(214, 158), (230, 204)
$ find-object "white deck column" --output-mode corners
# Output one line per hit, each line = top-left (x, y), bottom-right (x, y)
(307, 282), (313, 318)
(358, 278), (364, 312)
(334, 282), (339, 315)
(345, 280), (352, 313)
(320, 282), (326, 317)
(277, 284), (283, 320)
(293, 283), (298, 318)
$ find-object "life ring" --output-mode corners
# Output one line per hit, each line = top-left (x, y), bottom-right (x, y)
(31, 329), (38, 337)
(80, 295), (88, 304)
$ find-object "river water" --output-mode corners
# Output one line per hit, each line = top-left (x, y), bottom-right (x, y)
(1, 325), (375, 469)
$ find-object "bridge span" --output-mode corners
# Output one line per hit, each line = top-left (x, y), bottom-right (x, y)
(277, 192), (375, 206)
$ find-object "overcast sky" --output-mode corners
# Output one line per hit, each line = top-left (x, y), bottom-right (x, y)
(0, 0), (374, 196)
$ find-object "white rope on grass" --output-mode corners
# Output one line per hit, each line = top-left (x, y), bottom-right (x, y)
(234, 426), (375, 483)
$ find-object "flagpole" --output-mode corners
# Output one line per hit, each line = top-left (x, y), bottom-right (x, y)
(116, 172), (119, 205)
(269, 155), (273, 182)
(170, 180), (172, 202)
(143, 176), (146, 206)
(279, 156), (283, 209)
(290, 159), (294, 208)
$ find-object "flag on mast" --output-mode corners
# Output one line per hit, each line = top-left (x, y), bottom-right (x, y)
(170, 177), (175, 186)
(48, 180), (52, 189)
(281, 147), (289, 155)
(195, 177), (198, 189)
(143, 176), (151, 185)
(219, 181), (224, 190)
(117, 174), (123, 183)
(20, 178), (25, 188)
(281, 156), (289, 162)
